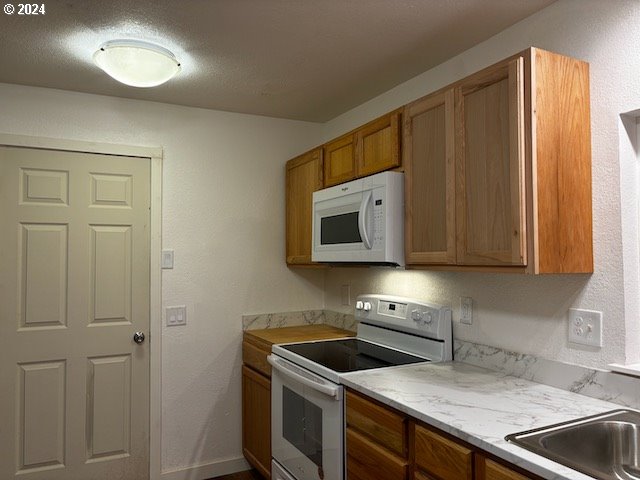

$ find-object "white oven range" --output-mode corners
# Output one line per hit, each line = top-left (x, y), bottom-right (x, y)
(269, 294), (453, 480)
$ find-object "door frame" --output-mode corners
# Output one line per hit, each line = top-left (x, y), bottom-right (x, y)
(0, 133), (163, 480)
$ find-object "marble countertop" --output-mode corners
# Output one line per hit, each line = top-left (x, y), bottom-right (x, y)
(340, 361), (627, 480)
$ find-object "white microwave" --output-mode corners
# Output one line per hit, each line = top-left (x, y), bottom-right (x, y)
(312, 171), (404, 266)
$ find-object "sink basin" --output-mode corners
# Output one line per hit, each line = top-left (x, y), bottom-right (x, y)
(506, 410), (640, 480)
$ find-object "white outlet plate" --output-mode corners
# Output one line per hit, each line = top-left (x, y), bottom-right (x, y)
(166, 306), (186, 326)
(460, 296), (473, 325)
(568, 308), (602, 347)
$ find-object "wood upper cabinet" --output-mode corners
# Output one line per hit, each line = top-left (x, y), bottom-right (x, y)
(324, 133), (357, 187)
(357, 110), (401, 178)
(324, 110), (401, 187)
(455, 57), (526, 267)
(404, 89), (456, 264)
(285, 148), (323, 265)
(405, 47), (592, 273)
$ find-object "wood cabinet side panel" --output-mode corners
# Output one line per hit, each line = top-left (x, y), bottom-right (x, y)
(533, 48), (593, 273)
(242, 365), (271, 479)
(346, 390), (407, 456)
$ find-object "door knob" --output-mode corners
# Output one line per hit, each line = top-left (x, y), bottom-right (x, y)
(133, 332), (146, 344)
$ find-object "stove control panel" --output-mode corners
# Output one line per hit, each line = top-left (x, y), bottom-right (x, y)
(355, 293), (452, 342)
(377, 300), (408, 318)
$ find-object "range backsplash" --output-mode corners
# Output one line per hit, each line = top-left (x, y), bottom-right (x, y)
(242, 309), (640, 410)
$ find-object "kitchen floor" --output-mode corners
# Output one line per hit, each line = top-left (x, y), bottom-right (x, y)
(210, 469), (264, 480)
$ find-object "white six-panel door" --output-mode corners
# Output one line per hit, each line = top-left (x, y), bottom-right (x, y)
(0, 146), (151, 479)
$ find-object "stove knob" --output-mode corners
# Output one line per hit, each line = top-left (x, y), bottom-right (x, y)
(424, 313), (433, 324)
(411, 309), (423, 322)
(355, 301), (364, 310)
(363, 301), (372, 312)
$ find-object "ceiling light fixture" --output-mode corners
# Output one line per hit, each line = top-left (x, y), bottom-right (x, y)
(93, 39), (181, 88)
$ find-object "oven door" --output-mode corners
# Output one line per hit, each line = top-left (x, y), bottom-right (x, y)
(268, 355), (344, 480)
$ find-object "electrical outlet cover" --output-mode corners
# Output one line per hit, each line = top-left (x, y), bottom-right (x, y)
(568, 308), (602, 347)
(460, 296), (473, 325)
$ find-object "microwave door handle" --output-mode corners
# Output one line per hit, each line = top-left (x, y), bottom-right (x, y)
(358, 191), (373, 249)
(267, 355), (341, 399)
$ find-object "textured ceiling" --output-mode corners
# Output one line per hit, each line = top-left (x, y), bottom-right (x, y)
(0, 0), (556, 121)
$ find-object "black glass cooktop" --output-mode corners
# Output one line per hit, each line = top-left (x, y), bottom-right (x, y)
(280, 338), (429, 373)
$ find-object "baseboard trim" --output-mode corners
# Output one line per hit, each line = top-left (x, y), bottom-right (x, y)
(161, 456), (251, 480)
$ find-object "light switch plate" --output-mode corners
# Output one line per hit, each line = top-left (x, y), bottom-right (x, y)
(162, 249), (174, 269)
(568, 308), (602, 347)
(166, 306), (186, 326)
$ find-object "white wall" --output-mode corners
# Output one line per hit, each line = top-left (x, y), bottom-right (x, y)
(322, 0), (640, 368)
(0, 83), (326, 474)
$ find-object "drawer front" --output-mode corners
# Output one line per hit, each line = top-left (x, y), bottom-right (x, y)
(347, 428), (408, 480)
(346, 390), (407, 456)
(414, 424), (473, 480)
(242, 340), (271, 377)
(413, 471), (437, 480)
(482, 457), (534, 480)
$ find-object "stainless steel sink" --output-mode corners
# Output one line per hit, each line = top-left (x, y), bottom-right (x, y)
(506, 410), (640, 480)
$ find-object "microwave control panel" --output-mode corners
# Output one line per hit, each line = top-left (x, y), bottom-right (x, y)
(373, 196), (383, 246)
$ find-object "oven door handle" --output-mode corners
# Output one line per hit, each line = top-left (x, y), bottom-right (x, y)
(267, 355), (342, 400)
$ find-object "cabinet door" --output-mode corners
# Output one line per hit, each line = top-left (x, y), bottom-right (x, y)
(404, 90), (456, 265)
(242, 366), (271, 479)
(357, 110), (401, 178)
(455, 57), (526, 266)
(324, 134), (357, 187)
(285, 148), (323, 265)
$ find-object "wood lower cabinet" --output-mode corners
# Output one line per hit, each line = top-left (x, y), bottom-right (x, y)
(346, 390), (409, 480)
(414, 423), (473, 480)
(347, 429), (409, 480)
(345, 389), (543, 480)
(475, 455), (537, 480)
(242, 326), (355, 479)
(242, 366), (271, 478)
(285, 148), (324, 266)
(405, 47), (592, 273)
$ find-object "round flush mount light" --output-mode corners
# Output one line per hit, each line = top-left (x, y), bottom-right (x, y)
(93, 39), (181, 88)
